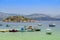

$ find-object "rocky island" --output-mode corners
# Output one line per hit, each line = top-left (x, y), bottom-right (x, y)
(3, 16), (38, 22)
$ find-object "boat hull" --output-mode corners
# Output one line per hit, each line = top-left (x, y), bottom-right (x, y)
(49, 25), (55, 27)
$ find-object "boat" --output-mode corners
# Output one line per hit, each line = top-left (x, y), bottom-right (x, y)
(9, 29), (18, 32)
(38, 24), (42, 26)
(27, 26), (34, 32)
(35, 29), (41, 31)
(27, 29), (34, 32)
(46, 28), (52, 35)
(46, 32), (52, 35)
(0, 29), (9, 32)
(34, 26), (41, 31)
(49, 23), (56, 27)
(20, 27), (26, 32)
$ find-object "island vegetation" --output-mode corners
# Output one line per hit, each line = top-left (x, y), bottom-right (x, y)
(3, 16), (38, 22)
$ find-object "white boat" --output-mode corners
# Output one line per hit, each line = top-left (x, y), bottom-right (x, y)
(46, 28), (52, 35)
(38, 24), (42, 26)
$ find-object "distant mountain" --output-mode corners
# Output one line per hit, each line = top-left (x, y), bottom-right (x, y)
(0, 12), (60, 21)
(24, 14), (58, 21)
(25, 14), (50, 18)
(54, 15), (60, 20)
(54, 15), (60, 18)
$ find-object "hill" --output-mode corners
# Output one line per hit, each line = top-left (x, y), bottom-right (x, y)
(3, 16), (38, 22)
(0, 12), (60, 21)
(24, 14), (57, 21)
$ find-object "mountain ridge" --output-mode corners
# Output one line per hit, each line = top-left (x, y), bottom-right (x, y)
(0, 12), (60, 21)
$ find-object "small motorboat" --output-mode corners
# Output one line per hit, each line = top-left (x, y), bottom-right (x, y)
(34, 26), (41, 31)
(46, 28), (52, 35)
(35, 29), (41, 31)
(27, 26), (34, 32)
(9, 29), (18, 32)
(49, 23), (56, 27)
(38, 24), (42, 26)
(27, 29), (34, 32)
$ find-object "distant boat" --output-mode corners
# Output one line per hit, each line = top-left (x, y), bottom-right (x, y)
(49, 23), (56, 27)
(27, 29), (34, 32)
(35, 29), (41, 31)
(46, 28), (52, 35)
(34, 26), (41, 31)
(9, 29), (18, 32)
(6, 24), (10, 27)
(20, 27), (25, 32)
(38, 24), (42, 26)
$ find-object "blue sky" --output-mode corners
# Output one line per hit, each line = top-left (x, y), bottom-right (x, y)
(0, 0), (60, 16)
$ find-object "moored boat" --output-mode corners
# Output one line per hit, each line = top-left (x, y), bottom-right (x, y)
(35, 29), (41, 31)
(6, 24), (10, 27)
(49, 23), (56, 27)
(9, 29), (18, 32)
(38, 24), (42, 26)
(46, 28), (52, 35)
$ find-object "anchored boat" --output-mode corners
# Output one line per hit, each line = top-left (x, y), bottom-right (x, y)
(38, 24), (42, 26)
(6, 24), (10, 27)
(46, 28), (52, 35)
(49, 23), (56, 27)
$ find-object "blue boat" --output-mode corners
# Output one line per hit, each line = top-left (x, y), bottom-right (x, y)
(20, 27), (25, 32)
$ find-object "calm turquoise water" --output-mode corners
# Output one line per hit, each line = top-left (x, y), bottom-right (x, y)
(0, 21), (60, 40)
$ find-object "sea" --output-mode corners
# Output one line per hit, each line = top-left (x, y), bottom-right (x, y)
(0, 21), (60, 40)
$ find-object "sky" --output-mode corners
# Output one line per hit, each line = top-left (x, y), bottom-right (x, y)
(0, 0), (60, 16)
